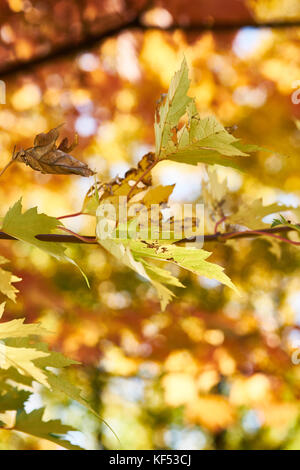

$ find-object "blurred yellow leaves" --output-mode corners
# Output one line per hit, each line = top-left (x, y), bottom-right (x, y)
(63, 321), (101, 355)
(197, 370), (220, 392)
(230, 374), (271, 406)
(259, 402), (298, 428)
(162, 348), (236, 431)
(163, 351), (199, 407)
(116, 89), (137, 113)
(102, 402), (152, 450)
(141, 31), (179, 87)
(261, 58), (300, 94)
(185, 396), (235, 432)
(96, 113), (142, 162)
(248, 0), (300, 21)
(162, 347), (237, 422)
(11, 84), (41, 111)
(165, 350), (198, 375)
(8, 0), (24, 13)
(204, 329), (225, 346)
(180, 316), (204, 342)
(70, 89), (91, 107)
(214, 348), (236, 375)
(101, 345), (138, 376)
(163, 372), (198, 406)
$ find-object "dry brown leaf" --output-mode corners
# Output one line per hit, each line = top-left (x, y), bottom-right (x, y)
(0, 126), (95, 177)
(83, 152), (156, 214)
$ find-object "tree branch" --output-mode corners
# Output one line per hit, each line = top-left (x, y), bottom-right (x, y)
(180, 226), (297, 243)
(0, 225), (297, 245)
(0, 232), (97, 244)
(1, 18), (300, 79)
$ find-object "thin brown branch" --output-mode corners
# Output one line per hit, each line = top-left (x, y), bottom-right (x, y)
(214, 216), (227, 234)
(0, 225), (297, 245)
(179, 225), (297, 243)
(0, 231), (97, 244)
(58, 226), (97, 243)
(57, 212), (83, 220)
(220, 228), (300, 246)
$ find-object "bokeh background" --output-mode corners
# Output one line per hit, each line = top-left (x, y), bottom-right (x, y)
(2, 0), (300, 450)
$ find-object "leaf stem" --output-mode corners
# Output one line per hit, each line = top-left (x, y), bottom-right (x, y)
(127, 158), (159, 199)
(0, 159), (14, 178)
(57, 211), (83, 220)
(214, 216), (227, 234)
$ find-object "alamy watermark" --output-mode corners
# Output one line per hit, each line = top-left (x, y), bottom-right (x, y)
(292, 80), (300, 105)
(0, 80), (5, 104)
(291, 347), (300, 365)
(96, 197), (205, 247)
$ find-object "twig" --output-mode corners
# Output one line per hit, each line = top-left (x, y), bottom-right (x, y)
(0, 231), (97, 244)
(221, 229), (300, 246)
(58, 226), (97, 244)
(57, 211), (83, 220)
(177, 225), (297, 243)
(214, 216), (227, 234)
(0, 225), (297, 245)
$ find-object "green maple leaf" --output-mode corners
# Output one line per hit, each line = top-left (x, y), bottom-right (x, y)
(97, 228), (237, 310)
(0, 366), (33, 387)
(3, 333), (118, 442)
(1, 199), (88, 284)
(155, 57), (193, 157)
(0, 300), (77, 389)
(271, 214), (300, 235)
(154, 59), (259, 169)
(45, 369), (119, 443)
(14, 408), (84, 450)
(0, 299), (116, 443)
(164, 101), (248, 166)
(129, 239), (236, 290)
(0, 388), (30, 412)
(0, 312), (51, 387)
(0, 381), (85, 450)
(142, 260), (184, 310)
(2, 199), (65, 259)
(99, 238), (186, 310)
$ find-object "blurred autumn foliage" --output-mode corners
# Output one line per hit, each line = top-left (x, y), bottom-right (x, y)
(2, 0), (300, 450)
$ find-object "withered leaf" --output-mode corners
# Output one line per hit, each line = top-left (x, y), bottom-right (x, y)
(0, 126), (95, 177)
(82, 152), (156, 214)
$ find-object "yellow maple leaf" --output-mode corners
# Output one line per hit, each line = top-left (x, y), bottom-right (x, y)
(0, 345), (49, 388)
(0, 256), (21, 302)
(227, 198), (294, 230)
